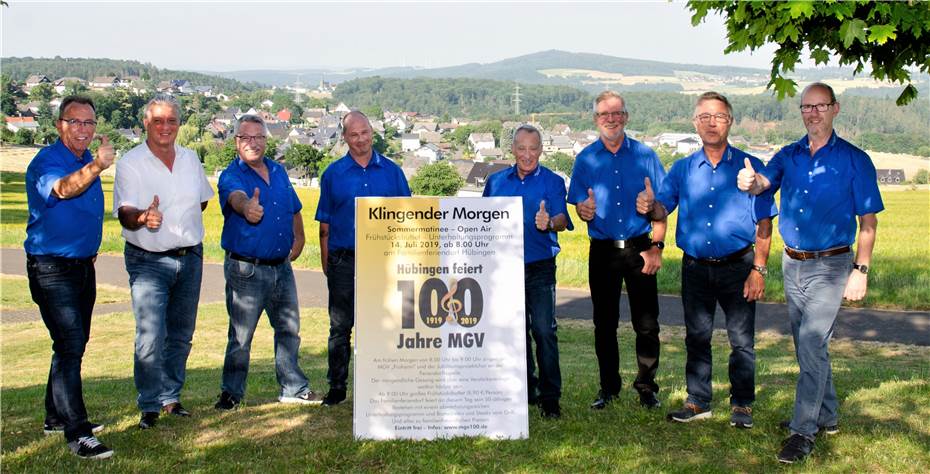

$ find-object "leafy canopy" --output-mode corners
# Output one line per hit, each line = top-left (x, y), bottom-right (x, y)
(688, 1), (930, 105)
(409, 162), (465, 196)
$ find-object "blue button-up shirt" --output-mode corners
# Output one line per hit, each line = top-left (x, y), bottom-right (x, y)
(219, 157), (302, 260)
(759, 132), (884, 251)
(568, 135), (666, 240)
(24, 140), (104, 258)
(315, 152), (411, 251)
(483, 164), (574, 264)
(656, 145), (777, 259)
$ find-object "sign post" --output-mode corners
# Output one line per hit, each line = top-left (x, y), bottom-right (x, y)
(354, 196), (527, 440)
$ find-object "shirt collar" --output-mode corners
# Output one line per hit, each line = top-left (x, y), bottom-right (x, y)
(53, 139), (92, 163)
(696, 145), (734, 168)
(799, 130), (838, 151)
(235, 155), (273, 173)
(507, 164), (541, 180)
(346, 151), (384, 168)
(592, 132), (629, 154)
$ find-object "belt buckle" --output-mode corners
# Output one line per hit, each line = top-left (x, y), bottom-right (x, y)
(177, 248), (188, 256)
(614, 240), (627, 249)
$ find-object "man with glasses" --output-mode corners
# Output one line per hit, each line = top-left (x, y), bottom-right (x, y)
(637, 92), (776, 430)
(213, 114), (323, 410)
(737, 82), (883, 463)
(483, 124), (573, 419)
(315, 110), (410, 406)
(568, 90), (667, 411)
(25, 96), (114, 459)
(113, 94), (214, 429)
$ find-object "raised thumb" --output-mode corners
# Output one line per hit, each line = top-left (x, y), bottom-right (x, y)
(252, 187), (261, 201)
(151, 195), (159, 209)
(743, 157), (755, 172)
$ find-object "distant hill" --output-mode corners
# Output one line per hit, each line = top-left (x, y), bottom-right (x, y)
(2, 57), (259, 93)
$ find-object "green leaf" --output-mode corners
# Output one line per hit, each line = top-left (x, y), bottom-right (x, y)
(840, 18), (868, 48)
(810, 48), (831, 65)
(770, 75), (798, 101)
(896, 83), (918, 106)
(786, 1), (814, 19)
(868, 24), (897, 45)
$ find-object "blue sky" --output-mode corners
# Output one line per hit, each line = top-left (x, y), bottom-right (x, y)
(2, 1), (789, 72)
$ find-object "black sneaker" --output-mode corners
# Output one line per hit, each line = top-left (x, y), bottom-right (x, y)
(638, 391), (661, 409)
(730, 406), (753, 429)
(540, 400), (561, 419)
(68, 435), (113, 459)
(138, 411), (159, 430)
(162, 402), (191, 417)
(590, 390), (618, 410)
(667, 402), (712, 422)
(280, 391), (324, 405)
(322, 388), (347, 406)
(44, 422), (104, 436)
(779, 419), (839, 435)
(777, 434), (814, 463)
(214, 391), (240, 411)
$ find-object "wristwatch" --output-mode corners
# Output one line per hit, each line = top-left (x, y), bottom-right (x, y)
(752, 264), (768, 277)
(650, 241), (665, 250)
(853, 263), (869, 274)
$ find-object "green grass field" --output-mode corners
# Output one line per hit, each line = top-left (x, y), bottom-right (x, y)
(3, 171), (928, 310)
(0, 274), (129, 311)
(1, 305), (928, 472)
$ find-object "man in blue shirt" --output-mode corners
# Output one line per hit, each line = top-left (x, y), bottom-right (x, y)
(568, 90), (667, 410)
(738, 82), (883, 463)
(483, 124), (574, 419)
(24, 96), (114, 459)
(315, 111), (411, 406)
(639, 92), (776, 430)
(214, 115), (323, 410)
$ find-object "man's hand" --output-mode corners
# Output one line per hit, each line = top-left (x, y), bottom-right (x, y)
(844, 270), (868, 301)
(737, 158), (756, 192)
(535, 200), (550, 231)
(142, 195), (162, 230)
(639, 246), (662, 275)
(636, 177), (654, 215)
(743, 270), (765, 302)
(94, 135), (116, 170)
(244, 187), (264, 224)
(577, 187), (596, 221)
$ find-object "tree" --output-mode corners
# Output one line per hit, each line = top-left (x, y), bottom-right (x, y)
(688, 1), (930, 105)
(409, 162), (465, 196)
(284, 143), (325, 178)
(544, 152), (575, 176)
(29, 83), (56, 103)
(63, 80), (88, 96)
(204, 139), (238, 173)
(12, 128), (35, 146)
(913, 168), (929, 185)
(2, 74), (26, 116)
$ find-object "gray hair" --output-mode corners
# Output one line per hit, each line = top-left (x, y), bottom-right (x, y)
(233, 114), (269, 136)
(511, 123), (542, 147)
(143, 93), (181, 121)
(593, 90), (627, 114)
(801, 82), (837, 104)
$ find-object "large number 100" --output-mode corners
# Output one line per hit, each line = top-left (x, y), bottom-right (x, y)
(397, 278), (484, 329)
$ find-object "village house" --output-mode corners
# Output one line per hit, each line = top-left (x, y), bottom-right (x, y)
(401, 133), (421, 152)
(468, 132), (495, 152)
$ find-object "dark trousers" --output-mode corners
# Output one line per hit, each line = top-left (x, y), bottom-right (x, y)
(681, 252), (756, 409)
(27, 254), (96, 442)
(326, 250), (355, 391)
(588, 240), (660, 395)
(525, 258), (562, 402)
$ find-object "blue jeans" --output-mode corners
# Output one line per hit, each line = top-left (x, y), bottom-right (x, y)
(221, 256), (310, 399)
(783, 250), (852, 439)
(27, 254), (96, 442)
(125, 243), (202, 412)
(525, 258), (562, 402)
(326, 250), (355, 391)
(681, 252), (756, 409)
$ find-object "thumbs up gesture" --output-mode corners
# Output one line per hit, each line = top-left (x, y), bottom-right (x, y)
(94, 135), (115, 170)
(535, 200), (551, 231)
(737, 157), (757, 192)
(636, 177), (655, 215)
(577, 187), (597, 221)
(143, 195), (162, 230)
(244, 187), (264, 224)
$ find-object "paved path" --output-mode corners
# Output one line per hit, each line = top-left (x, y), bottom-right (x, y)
(3, 248), (928, 346)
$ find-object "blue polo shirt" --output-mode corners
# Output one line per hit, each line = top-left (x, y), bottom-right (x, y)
(24, 140), (104, 258)
(483, 164), (574, 264)
(656, 145), (777, 259)
(315, 152), (411, 251)
(759, 131), (884, 251)
(219, 157), (302, 260)
(568, 135), (666, 240)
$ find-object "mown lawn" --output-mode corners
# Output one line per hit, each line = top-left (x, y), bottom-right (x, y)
(1, 304), (928, 472)
(3, 171), (928, 310)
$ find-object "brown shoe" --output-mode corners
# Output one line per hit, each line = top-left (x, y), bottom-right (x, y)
(162, 402), (191, 417)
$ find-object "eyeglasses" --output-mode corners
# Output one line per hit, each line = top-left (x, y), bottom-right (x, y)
(236, 135), (267, 143)
(59, 119), (97, 127)
(694, 113), (732, 124)
(799, 103), (835, 113)
(595, 111), (626, 120)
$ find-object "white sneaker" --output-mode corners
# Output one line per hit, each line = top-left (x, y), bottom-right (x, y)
(279, 391), (324, 405)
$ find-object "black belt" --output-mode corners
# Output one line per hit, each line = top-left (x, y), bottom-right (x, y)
(590, 233), (651, 250)
(785, 246), (851, 261)
(330, 249), (355, 257)
(228, 252), (287, 266)
(686, 245), (753, 266)
(127, 242), (198, 257)
(27, 253), (96, 265)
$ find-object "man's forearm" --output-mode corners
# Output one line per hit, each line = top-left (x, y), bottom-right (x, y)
(52, 159), (105, 199)
(754, 218), (773, 266)
(855, 214), (878, 264)
(650, 218), (667, 242)
(117, 206), (147, 230)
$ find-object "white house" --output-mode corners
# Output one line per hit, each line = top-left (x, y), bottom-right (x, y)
(414, 143), (443, 163)
(468, 132), (495, 152)
(475, 147), (503, 163)
(401, 133), (421, 152)
(5, 116), (39, 133)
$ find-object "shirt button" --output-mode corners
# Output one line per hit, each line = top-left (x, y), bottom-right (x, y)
(795, 227), (800, 231)
(616, 202), (621, 206)
(710, 187), (715, 191)
(706, 222), (711, 226)
(708, 204), (713, 208)
(808, 171), (813, 176)
(804, 190), (809, 194)
(364, 184), (368, 187)
(799, 209), (804, 213)
(706, 241), (711, 245)
(615, 185), (620, 189)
